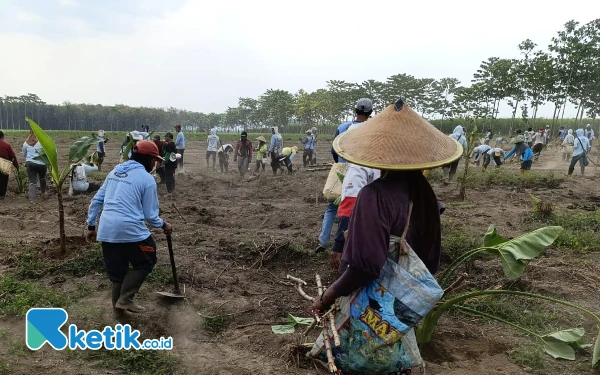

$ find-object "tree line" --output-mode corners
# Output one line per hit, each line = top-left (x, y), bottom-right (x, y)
(1, 19), (598, 135)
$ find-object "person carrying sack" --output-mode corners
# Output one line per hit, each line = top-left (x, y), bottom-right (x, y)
(310, 98), (461, 375)
(568, 129), (591, 176)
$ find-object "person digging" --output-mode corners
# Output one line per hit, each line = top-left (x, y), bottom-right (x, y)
(86, 140), (173, 315)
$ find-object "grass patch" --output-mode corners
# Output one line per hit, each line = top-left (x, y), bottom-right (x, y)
(508, 341), (547, 370)
(0, 361), (11, 375)
(146, 265), (173, 284)
(0, 276), (69, 316)
(467, 170), (565, 189)
(14, 245), (105, 280)
(81, 348), (179, 375)
(441, 223), (482, 264)
(203, 316), (230, 334)
(530, 209), (600, 252)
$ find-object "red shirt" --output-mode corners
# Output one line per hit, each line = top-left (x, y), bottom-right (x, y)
(0, 140), (19, 168)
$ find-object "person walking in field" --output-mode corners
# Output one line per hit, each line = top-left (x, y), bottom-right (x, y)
(315, 98), (373, 253)
(442, 125), (467, 183)
(300, 130), (316, 167)
(504, 135), (534, 175)
(174, 124), (186, 171)
(525, 127), (534, 147)
(561, 129), (575, 162)
(234, 131), (253, 178)
(585, 124), (595, 148)
(269, 126), (283, 175)
(94, 130), (108, 172)
(568, 129), (591, 176)
(494, 136), (505, 148)
(531, 128), (547, 160)
(484, 128), (493, 145)
(329, 116), (380, 271)
(162, 132), (178, 193)
(217, 143), (233, 173)
(23, 131), (47, 201)
(206, 128), (219, 169)
(0, 131), (19, 199)
(86, 140), (173, 315)
(254, 136), (268, 172)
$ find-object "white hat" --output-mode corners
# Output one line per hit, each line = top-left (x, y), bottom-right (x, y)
(130, 131), (143, 141)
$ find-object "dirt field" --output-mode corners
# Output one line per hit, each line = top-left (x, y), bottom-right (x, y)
(1, 133), (600, 375)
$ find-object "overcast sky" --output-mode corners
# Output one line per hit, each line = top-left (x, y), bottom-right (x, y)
(1, 0), (599, 118)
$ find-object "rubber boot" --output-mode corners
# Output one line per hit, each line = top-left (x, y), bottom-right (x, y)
(115, 270), (147, 313)
(111, 282), (122, 308)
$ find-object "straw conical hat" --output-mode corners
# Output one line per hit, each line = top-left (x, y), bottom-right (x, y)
(333, 99), (463, 170)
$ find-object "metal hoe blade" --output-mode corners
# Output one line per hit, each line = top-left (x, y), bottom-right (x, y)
(156, 235), (186, 299)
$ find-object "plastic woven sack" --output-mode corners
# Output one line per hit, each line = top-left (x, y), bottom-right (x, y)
(0, 158), (13, 176)
(322, 163), (348, 201)
(309, 204), (443, 375)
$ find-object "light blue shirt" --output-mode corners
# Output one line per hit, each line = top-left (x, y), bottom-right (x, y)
(301, 135), (315, 150)
(87, 161), (164, 243)
(449, 126), (467, 150)
(270, 133), (283, 154)
(22, 142), (46, 165)
(332, 121), (358, 163)
(573, 129), (591, 157)
(175, 132), (186, 149)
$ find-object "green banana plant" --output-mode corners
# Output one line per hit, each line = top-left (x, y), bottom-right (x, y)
(417, 225), (600, 369)
(26, 118), (98, 255)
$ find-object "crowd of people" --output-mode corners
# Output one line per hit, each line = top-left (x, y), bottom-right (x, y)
(0, 97), (599, 374)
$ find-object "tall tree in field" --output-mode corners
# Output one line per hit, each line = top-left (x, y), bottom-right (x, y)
(258, 89), (295, 127)
(360, 79), (387, 113)
(435, 78), (461, 120)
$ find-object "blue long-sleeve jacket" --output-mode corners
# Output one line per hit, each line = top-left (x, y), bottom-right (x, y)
(87, 160), (164, 243)
(175, 132), (186, 149)
(505, 144), (534, 161)
(573, 129), (591, 157)
(301, 135), (315, 150)
(269, 127), (283, 154)
(331, 121), (356, 163)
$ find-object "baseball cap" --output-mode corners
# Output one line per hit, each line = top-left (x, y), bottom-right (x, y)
(133, 140), (163, 160)
(355, 98), (373, 113)
(241, 131), (248, 137)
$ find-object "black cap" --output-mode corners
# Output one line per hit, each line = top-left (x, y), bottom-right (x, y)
(241, 131), (248, 137)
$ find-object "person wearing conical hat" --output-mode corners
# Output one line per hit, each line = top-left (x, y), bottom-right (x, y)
(310, 98), (459, 374)
(255, 136), (268, 172)
(442, 125), (467, 183)
(300, 130), (316, 167)
(504, 135), (534, 174)
(206, 128), (219, 169)
(315, 98), (373, 254)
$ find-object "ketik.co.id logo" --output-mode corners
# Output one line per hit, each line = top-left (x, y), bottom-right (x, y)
(26, 308), (172, 350)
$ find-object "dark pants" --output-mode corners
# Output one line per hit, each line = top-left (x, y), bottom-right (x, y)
(332, 216), (350, 253)
(493, 156), (503, 168)
(521, 160), (533, 171)
(271, 154), (281, 175)
(26, 162), (47, 200)
(0, 172), (8, 197)
(218, 154), (229, 173)
(237, 157), (250, 177)
(279, 156), (293, 174)
(165, 166), (176, 192)
(156, 167), (165, 183)
(206, 151), (216, 168)
(255, 159), (265, 172)
(97, 152), (105, 171)
(482, 153), (491, 169)
(443, 159), (460, 181)
(303, 150), (314, 167)
(568, 153), (587, 175)
(176, 149), (185, 169)
(102, 236), (157, 283)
